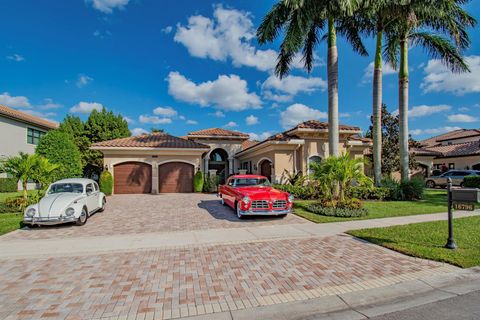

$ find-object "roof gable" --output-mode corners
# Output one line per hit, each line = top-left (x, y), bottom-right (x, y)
(187, 128), (249, 138)
(91, 132), (210, 149)
(0, 105), (58, 130)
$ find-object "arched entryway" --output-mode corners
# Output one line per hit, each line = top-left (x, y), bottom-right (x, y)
(208, 148), (229, 184)
(259, 159), (272, 181)
(473, 163), (480, 170)
(114, 162), (152, 194)
(308, 155), (322, 174)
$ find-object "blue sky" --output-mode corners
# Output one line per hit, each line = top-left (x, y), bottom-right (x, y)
(1, 0), (479, 140)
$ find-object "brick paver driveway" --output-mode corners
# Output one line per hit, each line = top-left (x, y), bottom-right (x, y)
(0, 236), (451, 320)
(4, 194), (307, 240)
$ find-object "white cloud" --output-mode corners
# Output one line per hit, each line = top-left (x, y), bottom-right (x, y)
(410, 126), (462, 136)
(123, 116), (134, 124)
(139, 115), (172, 124)
(70, 102), (103, 114)
(262, 91), (293, 103)
(0, 92), (30, 108)
(93, 29), (112, 38)
(392, 104), (451, 118)
(161, 26), (173, 34)
(209, 110), (225, 117)
(37, 98), (62, 110)
(174, 5), (304, 72)
(224, 121), (238, 128)
(86, 0), (130, 14)
(131, 128), (148, 136)
(262, 74), (327, 99)
(458, 107), (470, 112)
(167, 71), (261, 111)
(362, 61), (396, 83)
(153, 106), (177, 117)
(248, 131), (273, 141)
(76, 74), (93, 88)
(280, 103), (327, 129)
(20, 109), (57, 122)
(421, 55), (480, 95)
(447, 114), (478, 123)
(186, 120), (198, 125)
(6, 54), (24, 62)
(245, 115), (259, 125)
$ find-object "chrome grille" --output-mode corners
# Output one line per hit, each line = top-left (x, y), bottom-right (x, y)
(273, 200), (287, 209)
(251, 200), (269, 209)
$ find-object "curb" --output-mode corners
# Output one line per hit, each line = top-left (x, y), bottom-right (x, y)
(179, 267), (480, 320)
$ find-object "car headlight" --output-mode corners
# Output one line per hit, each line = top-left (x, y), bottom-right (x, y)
(242, 196), (251, 204)
(288, 194), (294, 203)
(25, 208), (36, 217)
(65, 207), (75, 216)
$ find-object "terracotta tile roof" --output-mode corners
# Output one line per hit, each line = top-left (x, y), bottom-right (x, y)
(420, 129), (480, 147)
(348, 135), (372, 143)
(423, 140), (480, 157)
(188, 128), (249, 138)
(290, 120), (361, 132)
(410, 147), (443, 156)
(0, 104), (58, 130)
(91, 132), (210, 149)
(241, 140), (259, 150)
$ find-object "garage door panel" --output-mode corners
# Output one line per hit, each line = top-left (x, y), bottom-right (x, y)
(114, 162), (152, 194)
(159, 162), (193, 193)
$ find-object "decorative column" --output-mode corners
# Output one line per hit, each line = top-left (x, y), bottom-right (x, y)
(151, 162), (158, 194)
(228, 158), (234, 174)
(204, 158), (209, 173)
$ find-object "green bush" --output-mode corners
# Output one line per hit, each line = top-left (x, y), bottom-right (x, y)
(203, 175), (219, 193)
(193, 171), (204, 192)
(348, 186), (391, 200)
(307, 202), (368, 217)
(273, 183), (322, 200)
(464, 176), (480, 188)
(99, 171), (113, 195)
(36, 130), (82, 179)
(381, 177), (424, 201)
(0, 178), (17, 192)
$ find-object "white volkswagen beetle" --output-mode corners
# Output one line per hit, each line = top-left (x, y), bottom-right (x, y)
(24, 178), (106, 226)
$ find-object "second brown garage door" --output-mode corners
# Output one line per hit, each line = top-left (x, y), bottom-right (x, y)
(114, 162), (152, 194)
(158, 162), (194, 193)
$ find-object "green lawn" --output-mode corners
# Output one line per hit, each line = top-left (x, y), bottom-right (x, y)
(0, 191), (26, 235)
(294, 189), (448, 223)
(347, 216), (480, 268)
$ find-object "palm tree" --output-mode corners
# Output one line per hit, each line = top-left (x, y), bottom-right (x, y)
(384, 0), (475, 181)
(1, 153), (39, 201)
(257, 0), (367, 157)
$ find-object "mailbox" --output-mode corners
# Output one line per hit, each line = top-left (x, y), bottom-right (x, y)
(451, 188), (480, 203)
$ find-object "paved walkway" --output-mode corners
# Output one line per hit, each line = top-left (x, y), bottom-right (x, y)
(0, 210), (477, 259)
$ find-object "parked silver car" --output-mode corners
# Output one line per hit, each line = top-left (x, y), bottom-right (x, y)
(425, 170), (480, 188)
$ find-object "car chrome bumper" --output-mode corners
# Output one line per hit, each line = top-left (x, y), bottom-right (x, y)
(24, 216), (76, 225)
(238, 208), (292, 216)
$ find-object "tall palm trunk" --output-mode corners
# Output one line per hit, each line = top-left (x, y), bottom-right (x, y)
(399, 38), (409, 182)
(327, 18), (339, 157)
(372, 28), (383, 186)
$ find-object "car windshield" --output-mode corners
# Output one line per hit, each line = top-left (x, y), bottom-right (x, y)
(48, 183), (84, 194)
(234, 178), (271, 187)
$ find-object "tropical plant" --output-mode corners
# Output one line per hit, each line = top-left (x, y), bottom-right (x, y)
(257, 0), (368, 157)
(99, 171), (113, 195)
(36, 130), (82, 180)
(310, 153), (373, 202)
(0, 178), (17, 192)
(383, 0), (475, 181)
(193, 170), (204, 193)
(282, 169), (306, 186)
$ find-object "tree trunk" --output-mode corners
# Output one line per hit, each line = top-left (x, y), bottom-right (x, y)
(372, 29), (383, 186)
(399, 38), (409, 182)
(327, 18), (339, 157)
(22, 180), (28, 201)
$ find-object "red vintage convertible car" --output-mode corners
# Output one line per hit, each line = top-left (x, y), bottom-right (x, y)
(218, 174), (294, 218)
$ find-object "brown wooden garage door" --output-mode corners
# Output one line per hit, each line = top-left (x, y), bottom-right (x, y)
(114, 162), (152, 194)
(159, 162), (194, 193)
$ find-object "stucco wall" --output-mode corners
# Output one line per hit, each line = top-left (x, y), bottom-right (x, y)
(0, 116), (45, 159)
(433, 155), (480, 170)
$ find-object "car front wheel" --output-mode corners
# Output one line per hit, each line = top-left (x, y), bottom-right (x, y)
(236, 202), (244, 219)
(426, 180), (436, 188)
(76, 207), (88, 226)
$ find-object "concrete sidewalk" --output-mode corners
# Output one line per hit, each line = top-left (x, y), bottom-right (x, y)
(0, 210), (477, 259)
(180, 267), (480, 320)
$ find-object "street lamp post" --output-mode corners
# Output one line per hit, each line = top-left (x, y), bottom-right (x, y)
(445, 177), (457, 249)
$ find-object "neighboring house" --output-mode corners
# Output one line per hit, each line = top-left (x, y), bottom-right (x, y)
(413, 129), (480, 175)
(91, 120), (372, 194)
(0, 105), (59, 188)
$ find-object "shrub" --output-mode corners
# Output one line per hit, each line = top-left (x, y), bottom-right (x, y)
(36, 130), (82, 180)
(307, 202), (368, 217)
(348, 186), (390, 200)
(464, 176), (480, 188)
(4, 196), (27, 212)
(0, 178), (17, 192)
(203, 175), (219, 193)
(99, 171), (113, 195)
(273, 182), (322, 200)
(400, 178), (424, 200)
(193, 171), (204, 192)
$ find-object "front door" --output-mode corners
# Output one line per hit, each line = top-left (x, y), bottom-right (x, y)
(260, 160), (272, 181)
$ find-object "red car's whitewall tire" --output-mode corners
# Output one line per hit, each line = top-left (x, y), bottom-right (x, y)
(236, 202), (244, 219)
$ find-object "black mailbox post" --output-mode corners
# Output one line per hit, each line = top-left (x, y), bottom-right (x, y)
(445, 179), (479, 249)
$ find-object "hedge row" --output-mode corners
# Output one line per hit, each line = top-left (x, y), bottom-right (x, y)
(0, 178), (17, 193)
